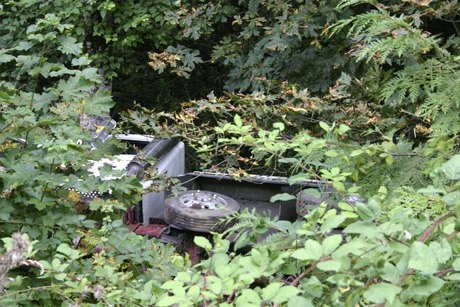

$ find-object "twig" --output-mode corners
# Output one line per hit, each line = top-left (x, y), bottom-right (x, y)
(418, 212), (454, 243)
(400, 212), (455, 284)
(227, 290), (236, 303)
(290, 256), (331, 286)
(436, 267), (454, 277)
(446, 230), (458, 241)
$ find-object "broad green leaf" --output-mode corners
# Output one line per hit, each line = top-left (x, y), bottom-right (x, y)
(381, 262), (400, 284)
(338, 201), (355, 211)
(58, 76), (94, 102)
(112, 220), (123, 228)
(452, 258), (460, 271)
(402, 276), (444, 297)
(243, 135), (256, 143)
(330, 167), (340, 176)
(271, 285), (300, 304)
(350, 149), (364, 157)
(320, 214), (347, 232)
(429, 240), (451, 264)
(363, 283), (402, 304)
(291, 240), (322, 261)
(176, 272), (191, 283)
(273, 122), (285, 131)
(16, 54), (40, 68)
(385, 154), (394, 165)
(161, 280), (184, 290)
(28, 198), (48, 211)
(303, 276), (323, 298)
(187, 285), (200, 300)
(455, 203), (460, 219)
(355, 202), (375, 220)
(367, 199), (381, 219)
(417, 185), (446, 194)
(445, 273), (460, 280)
(442, 191), (460, 206)
(208, 279), (222, 295)
(408, 242), (438, 275)
(288, 296), (314, 307)
(299, 188), (321, 198)
(84, 90), (114, 115)
(51, 258), (68, 271)
(260, 282), (282, 301)
(319, 121), (331, 132)
(332, 181), (345, 191)
(16, 41), (33, 51)
(58, 37), (83, 55)
(337, 124), (350, 135)
(57, 243), (81, 260)
(54, 273), (67, 281)
(270, 193), (296, 202)
(194, 236), (212, 251)
(324, 149), (339, 157)
(343, 221), (380, 237)
(79, 67), (103, 82)
(333, 239), (367, 257)
(317, 260), (342, 272)
(235, 289), (262, 305)
(215, 264), (231, 278)
(439, 154), (460, 180)
(156, 294), (181, 306)
(378, 186), (388, 195)
(71, 57), (92, 66)
(0, 53), (15, 64)
(234, 114), (242, 127)
(322, 234), (342, 254)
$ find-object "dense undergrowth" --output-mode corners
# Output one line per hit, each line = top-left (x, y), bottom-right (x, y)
(1, 0), (460, 305)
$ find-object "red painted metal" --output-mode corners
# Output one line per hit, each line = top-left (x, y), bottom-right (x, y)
(122, 207), (135, 225)
(129, 222), (168, 237)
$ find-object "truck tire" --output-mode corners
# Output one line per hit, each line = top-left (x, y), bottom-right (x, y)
(164, 190), (240, 233)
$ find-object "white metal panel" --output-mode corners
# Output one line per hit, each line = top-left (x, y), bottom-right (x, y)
(142, 142), (185, 225)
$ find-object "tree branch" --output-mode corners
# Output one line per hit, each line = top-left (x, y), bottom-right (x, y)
(290, 256), (331, 286)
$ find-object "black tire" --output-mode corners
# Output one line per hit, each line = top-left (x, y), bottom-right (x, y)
(164, 190), (240, 233)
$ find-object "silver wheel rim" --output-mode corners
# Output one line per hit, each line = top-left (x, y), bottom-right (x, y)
(179, 190), (229, 210)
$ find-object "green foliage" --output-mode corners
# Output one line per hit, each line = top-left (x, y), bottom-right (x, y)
(329, 0), (460, 140)
(155, 0), (356, 93)
(118, 1), (460, 305)
(120, 88), (459, 305)
(2, 0), (460, 305)
(0, 15), (182, 305)
(0, 0), (197, 113)
(149, 184), (460, 305)
(0, 0), (178, 79)
(148, 45), (204, 78)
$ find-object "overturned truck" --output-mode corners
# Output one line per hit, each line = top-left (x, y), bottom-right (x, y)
(113, 137), (332, 256)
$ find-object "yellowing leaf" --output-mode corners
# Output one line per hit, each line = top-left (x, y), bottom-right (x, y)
(66, 190), (81, 202)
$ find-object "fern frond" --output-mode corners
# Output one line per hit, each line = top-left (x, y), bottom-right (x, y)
(429, 112), (460, 138)
(380, 56), (460, 139)
(332, 10), (441, 64)
(385, 186), (447, 219)
(358, 141), (430, 194)
(336, 0), (378, 12)
(256, 231), (289, 247)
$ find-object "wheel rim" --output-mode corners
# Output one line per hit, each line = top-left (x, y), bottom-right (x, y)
(179, 190), (229, 210)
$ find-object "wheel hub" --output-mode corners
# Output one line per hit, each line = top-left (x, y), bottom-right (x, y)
(179, 190), (229, 210)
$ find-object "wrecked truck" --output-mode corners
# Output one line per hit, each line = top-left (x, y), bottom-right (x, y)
(87, 134), (333, 258)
